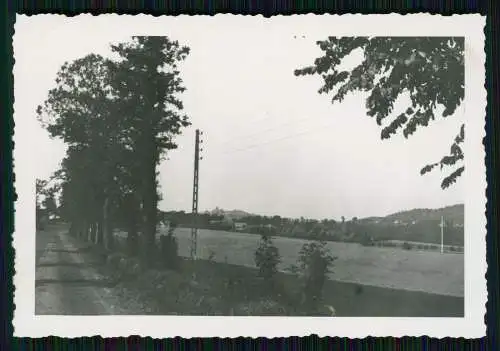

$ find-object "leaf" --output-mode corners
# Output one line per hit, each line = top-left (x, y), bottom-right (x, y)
(441, 166), (465, 189)
(295, 36), (465, 189)
(420, 163), (438, 175)
(381, 113), (408, 139)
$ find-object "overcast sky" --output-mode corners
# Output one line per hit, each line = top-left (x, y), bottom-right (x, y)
(14, 15), (463, 220)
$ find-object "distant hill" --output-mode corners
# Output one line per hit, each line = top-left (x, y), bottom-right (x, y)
(225, 209), (253, 219)
(208, 207), (253, 219)
(357, 204), (464, 246)
(361, 204), (464, 225)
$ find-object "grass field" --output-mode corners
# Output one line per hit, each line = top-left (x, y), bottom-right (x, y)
(114, 226), (464, 297)
(110, 258), (464, 317)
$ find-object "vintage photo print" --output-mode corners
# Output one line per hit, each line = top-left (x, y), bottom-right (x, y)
(13, 14), (486, 337)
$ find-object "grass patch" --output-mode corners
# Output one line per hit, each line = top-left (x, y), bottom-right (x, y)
(98, 255), (464, 316)
(77, 233), (464, 317)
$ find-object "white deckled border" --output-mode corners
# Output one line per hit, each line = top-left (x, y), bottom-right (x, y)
(13, 13), (487, 338)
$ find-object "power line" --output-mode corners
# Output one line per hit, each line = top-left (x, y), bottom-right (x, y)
(213, 114), (332, 147)
(215, 119), (338, 156)
(213, 113), (278, 144)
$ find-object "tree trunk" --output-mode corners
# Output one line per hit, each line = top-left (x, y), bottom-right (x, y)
(127, 224), (138, 256)
(102, 198), (112, 250)
(141, 151), (158, 266)
(80, 222), (86, 240)
(96, 219), (104, 246)
(90, 222), (97, 244)
(85, 222), (91, 242)
(126, 195), (140, 256)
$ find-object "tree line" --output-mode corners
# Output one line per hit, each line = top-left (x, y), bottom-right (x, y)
(160, 210), (464, 246)
(36, 37), (191, 265)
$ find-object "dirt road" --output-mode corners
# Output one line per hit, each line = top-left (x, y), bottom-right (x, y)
(35, 226), (146, 315)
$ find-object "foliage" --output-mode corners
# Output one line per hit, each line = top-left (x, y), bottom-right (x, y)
(160, 222), (179, 269)
(35, 179), (47, 208)
(37, 36), (191, 260)
(295, 37), (465, 189)
(108, 36), (191, 262)
(402, 241), (412, 250)
(36, 178), (61, 221)
(207, 248), (216, 262)
(37, 54), (122, 235)
(290, 240), (337, 308)
(254, 234), (281, 282)
(420, 124), (464, 189)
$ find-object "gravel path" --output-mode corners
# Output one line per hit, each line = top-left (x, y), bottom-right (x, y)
(35, 227), (146, 315)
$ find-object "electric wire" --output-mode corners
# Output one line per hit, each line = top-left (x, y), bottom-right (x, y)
(212, 113), (332, 147)
(208, 118), (338, 157)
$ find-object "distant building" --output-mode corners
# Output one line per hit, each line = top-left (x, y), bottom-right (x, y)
(234, 222), (247, 231)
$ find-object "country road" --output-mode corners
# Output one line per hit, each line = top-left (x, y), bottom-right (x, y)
(35, 226), (146, 315)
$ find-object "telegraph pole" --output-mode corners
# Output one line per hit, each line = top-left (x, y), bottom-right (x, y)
(190, 129), (202, 260)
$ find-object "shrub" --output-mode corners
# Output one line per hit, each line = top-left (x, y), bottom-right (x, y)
(292, 240), (336, 309)
(360, 233), (374, 246)
(207, 248), (216, 262)
(254, 234), (281, 282)
(354, 285), (364, 295)
(160, 222), (179, 269)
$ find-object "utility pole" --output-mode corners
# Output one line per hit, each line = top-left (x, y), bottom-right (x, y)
(190, 129), (202, 260)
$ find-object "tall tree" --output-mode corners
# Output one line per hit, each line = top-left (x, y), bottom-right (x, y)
(109, 36), (191, 261)
(295, 37), (464, 189)
(37, 54), (122, 245)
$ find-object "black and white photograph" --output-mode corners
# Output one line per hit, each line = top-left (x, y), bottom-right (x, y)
(13, 14), (486, 338)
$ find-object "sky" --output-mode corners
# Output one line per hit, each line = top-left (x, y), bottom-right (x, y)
(14, 15), (464, 220)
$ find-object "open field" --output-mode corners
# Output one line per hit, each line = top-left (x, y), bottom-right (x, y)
(37, 225), (463, 316)
(114, 226), (464, 297)
(113, 258), (464, 317)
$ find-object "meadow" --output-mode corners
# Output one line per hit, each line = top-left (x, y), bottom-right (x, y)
(115, 227), (464, 297)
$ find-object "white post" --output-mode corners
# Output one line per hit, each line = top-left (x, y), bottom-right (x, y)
(440, 216), (444, 254)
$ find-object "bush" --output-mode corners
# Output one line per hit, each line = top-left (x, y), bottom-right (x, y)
(254, 234), (281, 282)
(402, 242), (412, 250)
(207, 248), (216, 262)
(160, 222), (179, 269)
(291, 240), (336, 309)
(354, 284), (364, 295)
